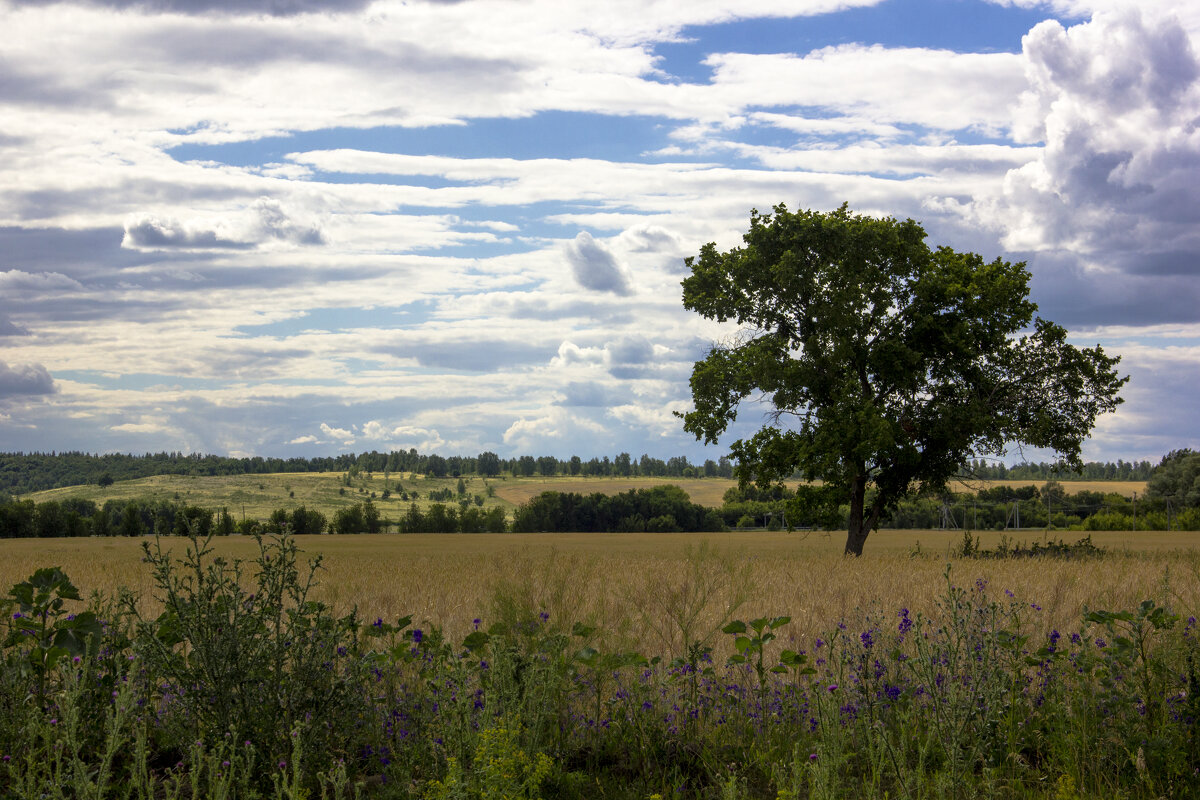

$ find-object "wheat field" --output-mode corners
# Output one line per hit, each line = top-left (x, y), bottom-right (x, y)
(3, 529), (1198, 661)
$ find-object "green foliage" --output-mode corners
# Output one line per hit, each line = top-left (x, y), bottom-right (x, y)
(130, 532), (367, 793)
(511, 485), (723, 533)
(680, 203), (1126, 554)
(424, 716), (555, 800)
(4, 568), (102, 706)
(1148, 449), (1200, 507)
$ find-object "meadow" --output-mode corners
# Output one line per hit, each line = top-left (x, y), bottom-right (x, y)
(1, 529), (1197, 647)
(19, 472), (1148, 527)
(4, 517), (1197, 798)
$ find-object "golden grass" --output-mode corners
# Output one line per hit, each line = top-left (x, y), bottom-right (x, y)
(947, 478), (1147, 498)
(3, 530), (1197, 661)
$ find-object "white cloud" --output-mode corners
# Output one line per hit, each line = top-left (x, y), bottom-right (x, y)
(981, 10), (1200, 265)
(319, 422), (356, 445)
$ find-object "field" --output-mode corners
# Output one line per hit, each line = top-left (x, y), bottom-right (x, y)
(4, 528), (1200, 798)
(3, 528), (1195, 650)
(19, 471), (1149, 524)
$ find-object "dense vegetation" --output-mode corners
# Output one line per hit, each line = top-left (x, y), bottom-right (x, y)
(3, 533), (1199, 798)
(510, 486), (725, 533)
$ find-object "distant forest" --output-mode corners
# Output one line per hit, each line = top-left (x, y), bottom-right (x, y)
(0, 449), (1156, 496)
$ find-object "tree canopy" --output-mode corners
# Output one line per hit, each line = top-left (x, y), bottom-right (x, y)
(680, 204), (1127, 555)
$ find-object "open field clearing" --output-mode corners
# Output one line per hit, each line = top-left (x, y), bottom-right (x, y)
(20, 472), (1148, 520)
(21, 471), (511, 520)
(4, 529), (1197, 655)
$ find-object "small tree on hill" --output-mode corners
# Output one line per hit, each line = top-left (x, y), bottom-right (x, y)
(680, 204), (1126, 556)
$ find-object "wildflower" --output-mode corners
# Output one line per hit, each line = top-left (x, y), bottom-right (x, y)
(898, 608), (912, 635)
(473, 618), (481, 630)
(412, 628), (423, 644)
(809, 753), (818, 761)
(278, 761), (287, 770)
(827, 684), (838, 693)
(372, 618), (384, 629)
(539, 611), (550, 623)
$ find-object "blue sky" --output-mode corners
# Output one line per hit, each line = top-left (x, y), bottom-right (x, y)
(0, 0), (1197, 465)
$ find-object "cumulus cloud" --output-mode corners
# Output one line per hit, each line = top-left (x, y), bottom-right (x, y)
(983, 11), (1200, 273)
(122, 198), (325, 251)
(0, 360), (57, 398)
(501, 408), (606, 452)
(550, 341), (606, 367)
(288, 434), (318, 444)
(359, 421), (446, 451)
(319, 422), (356, 445)
(564, 232), (634, 295)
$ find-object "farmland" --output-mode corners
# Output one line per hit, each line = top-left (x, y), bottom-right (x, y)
(3, 528), (1200, 797)
(7, 472), (1197, 799)
(18, 471), (1148, 526)
(1, 528), (1195, 648)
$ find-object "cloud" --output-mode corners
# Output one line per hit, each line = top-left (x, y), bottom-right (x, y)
(0, 269), (84, 291)
(564, 232), (634, 295)
(319, 422), (355, 445)
(0, 316), (28, 336)
(557, 381), (611, 407)
(288, 434), (318, 444)
(122, 216), (251, 250)
(122, 198), (325, 251)
(0, 361), (57, 398)
(501, 408), (606, 452)
(376, 338), (559, 372)
(982, 11), (1200, 274)
(359, 421), (446, 451)
(29, 0), (376, 15)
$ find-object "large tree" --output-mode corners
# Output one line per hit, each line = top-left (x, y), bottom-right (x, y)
(680, 204), (1126, 555)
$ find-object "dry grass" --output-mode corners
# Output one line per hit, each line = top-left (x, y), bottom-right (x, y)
(3, 530), (1198, 662)
(948, 478), (1147, 498)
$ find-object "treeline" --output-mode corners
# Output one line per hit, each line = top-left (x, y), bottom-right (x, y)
(721, 466), (1200, 532)
(0, 449), (737, 495)
(961, 458), (1154, 481)
(511, 485), (724, 533)
(0, 496), (513, 538)
(0, 497), (231, 539)
(0, 487), (716, 538)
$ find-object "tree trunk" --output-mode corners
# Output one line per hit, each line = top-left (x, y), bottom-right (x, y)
(844, 475), (885, 556)
(844, 474), (869, 556)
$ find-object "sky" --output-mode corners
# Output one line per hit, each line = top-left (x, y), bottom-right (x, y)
(0, 0), (1198, 465)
